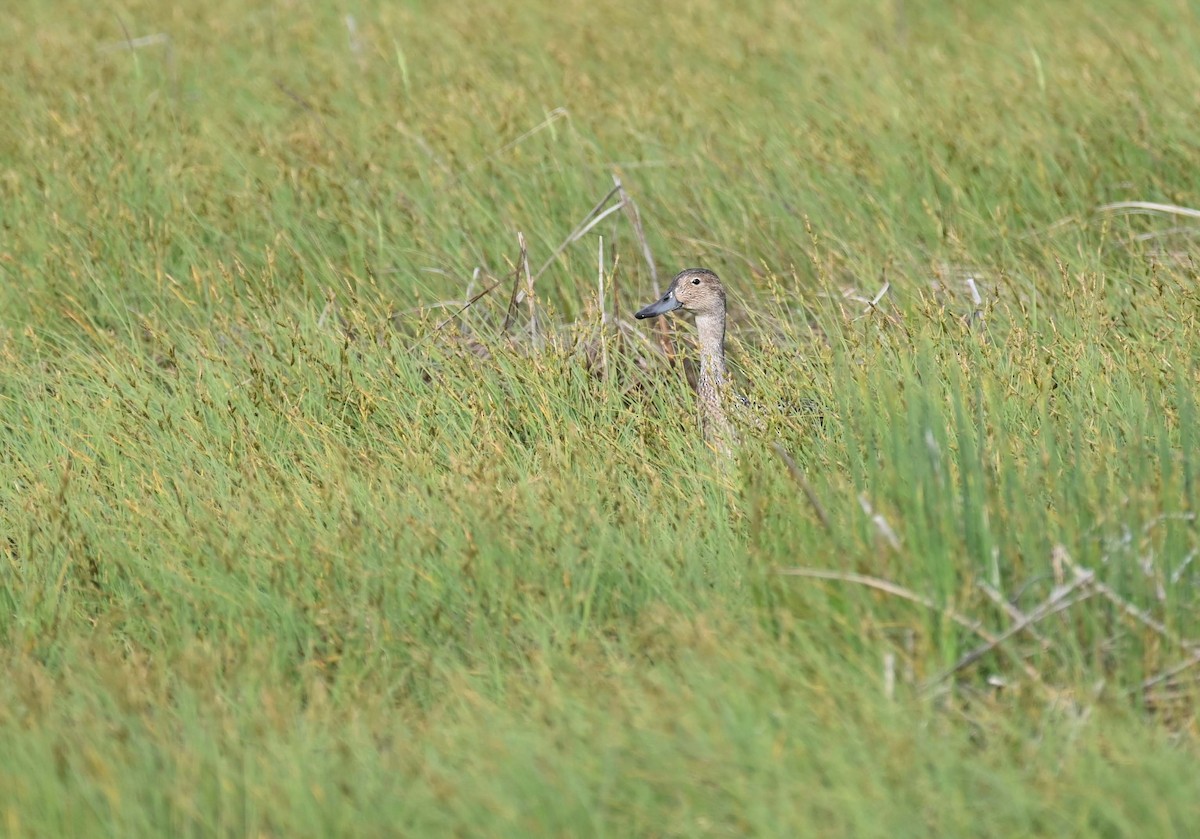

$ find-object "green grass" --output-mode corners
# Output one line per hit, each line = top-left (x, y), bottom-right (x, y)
(3, 0), (1200, 835)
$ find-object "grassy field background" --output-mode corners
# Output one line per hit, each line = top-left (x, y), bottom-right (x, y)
(3, 0), (1200, 835)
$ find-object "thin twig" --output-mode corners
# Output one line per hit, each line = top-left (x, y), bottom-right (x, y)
(344, 15), (364, 61)
(502, 235), (528, 333)
(851, 280), (893, 323)
(926, 569), (1097, 687)
(1059, 553), (1186, 646)
(778, 566), (1044, 686)
(317, 297), (335, 330)
(883, 652), (896, 700)
(598, 235), (608, 378)
(462, 108), (570, 177)
(597, 236), (607, 326)
(394, 121), (451, 176)
(613, 174), (657, 287)
(1143, 512), (1197, 532)
(976, 580), (1053, 649)
(858, 494), (901, 552)
(776, 567), (992, 639)
(274, 81), (346, 162)
(1097, 201), (1200, 220)
(869, 280), (892, 308)
(965, 277), (983, 307)
(610, 252), (621, 323)
(101, 32), (169, 51)
(965, 276), (986, 334)
(520, 232), (537, 346)
(428, 275), (507, 335)
(771, 443), (832, 532)
(108, 15), (178, 96)
(532, 185), (623, 281)
(672, 235), (758, 274)
(1139, 649), (1200, 694)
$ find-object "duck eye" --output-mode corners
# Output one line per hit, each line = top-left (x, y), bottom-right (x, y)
(691, 278), (701, 285)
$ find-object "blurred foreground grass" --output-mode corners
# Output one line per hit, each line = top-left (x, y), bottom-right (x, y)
(2, 0), (1200, 835)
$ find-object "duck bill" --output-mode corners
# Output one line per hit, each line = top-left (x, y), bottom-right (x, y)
(635, 291), (682, 319)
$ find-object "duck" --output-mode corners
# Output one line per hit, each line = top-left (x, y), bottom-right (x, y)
(635, 268), (736, 450)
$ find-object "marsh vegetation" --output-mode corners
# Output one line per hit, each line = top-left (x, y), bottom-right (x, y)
(2, 0), (1199, 834)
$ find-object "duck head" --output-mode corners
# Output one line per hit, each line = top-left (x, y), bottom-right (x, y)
(635, 268), (726, 320)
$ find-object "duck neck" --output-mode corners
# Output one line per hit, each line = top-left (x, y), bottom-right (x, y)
(695, 311), (728, 394)
(694, 311), (732, 450)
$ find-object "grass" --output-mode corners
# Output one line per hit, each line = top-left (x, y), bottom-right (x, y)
(2, 0), (1200, 835)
